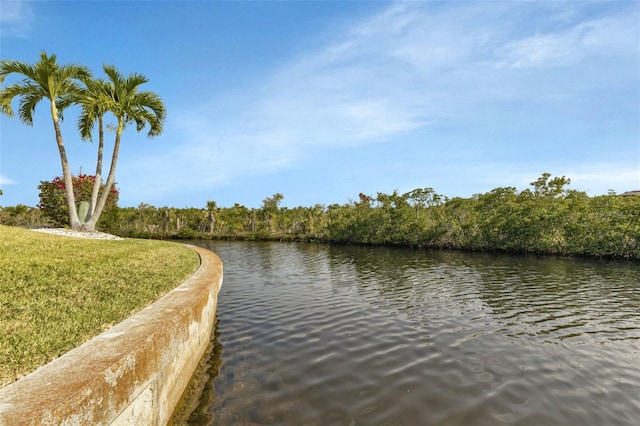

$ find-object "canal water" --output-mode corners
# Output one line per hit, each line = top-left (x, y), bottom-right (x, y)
(173, 241), (640, 425)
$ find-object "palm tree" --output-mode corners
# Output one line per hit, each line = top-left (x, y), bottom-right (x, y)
(81, 65), (166, 232)
(0, 52), (91, 229)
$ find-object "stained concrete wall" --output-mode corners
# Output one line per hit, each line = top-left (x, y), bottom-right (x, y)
(0, 244), (223, 426)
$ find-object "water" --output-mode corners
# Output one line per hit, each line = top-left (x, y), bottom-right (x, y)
(174, 241), (640, 425)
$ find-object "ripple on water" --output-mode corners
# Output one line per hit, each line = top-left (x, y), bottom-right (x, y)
(179, 242), (640, 426)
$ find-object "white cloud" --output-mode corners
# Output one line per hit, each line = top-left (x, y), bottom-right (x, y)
(458, 161), (640, 198)
(565, 165), (640, 194)
(0, 174), (17, 185)
(0, 0), (33, 38)
(0, 0), (26, 23)
(498, 14), (640, 69)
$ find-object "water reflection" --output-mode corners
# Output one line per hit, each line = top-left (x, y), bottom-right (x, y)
(326, 245), (640, 343)
(171, 319), (222, 425)
(176, 241), (640, 425)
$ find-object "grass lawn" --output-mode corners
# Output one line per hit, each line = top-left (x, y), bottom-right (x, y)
(0, 225), (200, 388)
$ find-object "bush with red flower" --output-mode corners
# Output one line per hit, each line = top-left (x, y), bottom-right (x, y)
(38, 174), (119, 227)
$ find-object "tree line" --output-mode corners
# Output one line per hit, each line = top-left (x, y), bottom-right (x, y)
(3, 173), (636, 260)
(106, 173), (640, 259)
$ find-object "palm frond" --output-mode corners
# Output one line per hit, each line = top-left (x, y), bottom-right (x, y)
(0, 90), (15, 116)
(1, 82), (46, 124)
(75, 77), (117, 141)
(0, 60), (36, 81)
(96, 65), (166, 138)
(17, 91), (45, 125)
(77, 107), (97, 141)
(1, 51), (89, 123)
(56, 93), (76, 111)
(58, 63), (92, 83)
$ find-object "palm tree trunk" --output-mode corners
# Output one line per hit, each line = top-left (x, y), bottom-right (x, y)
(51, 100), (81, 230)
(84, 121), (122, 232)
(89, 115), (104, 217)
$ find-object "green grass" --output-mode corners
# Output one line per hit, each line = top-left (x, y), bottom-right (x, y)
(0, 225), (200, 387)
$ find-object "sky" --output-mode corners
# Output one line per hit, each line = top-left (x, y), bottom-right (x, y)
(0, 0), (639, 209)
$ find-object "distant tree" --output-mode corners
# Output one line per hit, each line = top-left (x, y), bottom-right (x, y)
(261, 193), (284, 232)
(206, 201), (218, 233)
(262, 193), (284, 211)
(219, 203), (251, 234)
(404, 187), (441, 218)
(529, 172), (571, 198)
(0, 51), (91, 229)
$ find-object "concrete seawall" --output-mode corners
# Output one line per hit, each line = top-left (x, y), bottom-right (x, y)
(0, 244), (223, 425)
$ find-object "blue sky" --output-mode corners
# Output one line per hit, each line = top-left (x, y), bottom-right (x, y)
(1, 0), (638, 209)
